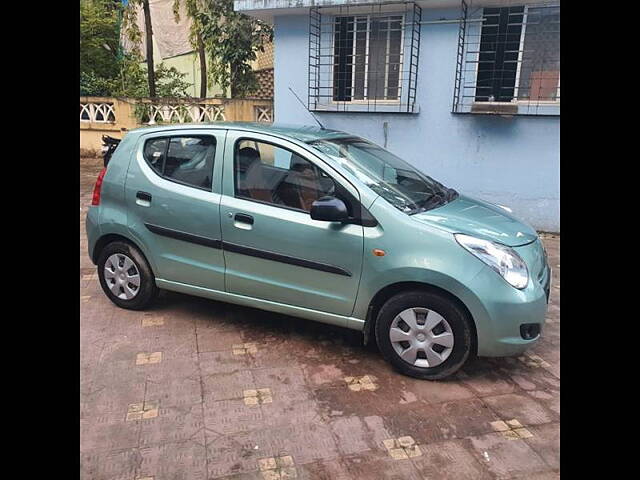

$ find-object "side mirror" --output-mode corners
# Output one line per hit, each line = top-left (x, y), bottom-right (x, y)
(310, 196), (349, 222)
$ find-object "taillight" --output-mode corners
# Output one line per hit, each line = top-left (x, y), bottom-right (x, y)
(91, 167), (107, 206)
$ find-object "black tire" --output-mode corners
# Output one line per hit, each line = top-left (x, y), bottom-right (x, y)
(375, 290), (473, 380)
(97, 241), (158, 310)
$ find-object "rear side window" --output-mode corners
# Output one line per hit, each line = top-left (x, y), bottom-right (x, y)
(143, 136), (216, 190)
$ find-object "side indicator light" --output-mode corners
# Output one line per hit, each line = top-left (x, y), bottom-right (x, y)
(372, 249), (386, 257)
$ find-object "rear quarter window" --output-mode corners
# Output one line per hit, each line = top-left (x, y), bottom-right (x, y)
(142, 136), (216, 190)
(143, 138), (168, 175)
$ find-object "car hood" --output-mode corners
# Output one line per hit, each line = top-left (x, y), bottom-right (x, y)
(411, 194), (538, 247)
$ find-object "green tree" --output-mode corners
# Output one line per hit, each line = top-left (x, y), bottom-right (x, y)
(123, 0), (157, 97)
(80, 0), (121, 83)
(173, 0), (209, 98)
(81, 0), (193, 98)
(197, 0), (273, 98)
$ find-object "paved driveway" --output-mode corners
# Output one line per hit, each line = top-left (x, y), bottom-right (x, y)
(80, 157), (560, 479)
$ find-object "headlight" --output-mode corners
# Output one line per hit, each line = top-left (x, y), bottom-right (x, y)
(455, 234), (529, 289)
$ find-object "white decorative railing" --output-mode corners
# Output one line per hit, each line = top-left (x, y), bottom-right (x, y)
(145, 103), (227, 124)
(80, 102), (116, 123)
(255, 105), (274, 122)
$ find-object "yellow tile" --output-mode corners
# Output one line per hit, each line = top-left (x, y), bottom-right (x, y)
(137, 476), (154, 480)
(490, 420), (510, 432)
(244, 396), (259, 406)
(280, 467), (297, 479)
(405, 445), (422, 458)
(383, 438), (398, 450)
(136, 353), (149, 365)
(148, 352), (162, 364)
(503, 430), (521, 440)
(233, 348), (246, 355)
(246, 344), (258, 354)
(142, 316), (164, 327)
(261, 395), (273, 404)
(261, 470), (281, 480)
(389, 448), (409, 460)
(344, 376), (355, 384)
(360, 375), (374, 384)
(278, 456), (294, 468)
(397, 436), (415, 447)
(514, 428), (533, 439)
(80, 295), (91, 303)
(257, 388), (271, 396)
(506, 419), (523, 428)
(128, 403), (144, 413)
(126, 411), (143, 421)
(258, 457), (277, 471)
(126, 403), (144, 421)
(347, 383), (362, 392)
(143, 408), (159, 419)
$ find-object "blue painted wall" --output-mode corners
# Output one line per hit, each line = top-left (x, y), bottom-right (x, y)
(273, 9), (560, 232)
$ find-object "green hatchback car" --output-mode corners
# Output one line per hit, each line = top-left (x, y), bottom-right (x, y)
(86, 122), (550, 379)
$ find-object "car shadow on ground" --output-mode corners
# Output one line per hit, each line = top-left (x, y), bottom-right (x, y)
(150, 289), (512, 381)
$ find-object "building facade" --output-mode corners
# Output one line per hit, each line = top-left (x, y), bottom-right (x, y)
(234, 0), (560, 231)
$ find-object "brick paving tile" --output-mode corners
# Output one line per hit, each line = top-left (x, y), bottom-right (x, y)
(80, 158), (560, 479)
(467, 431), (549, 479)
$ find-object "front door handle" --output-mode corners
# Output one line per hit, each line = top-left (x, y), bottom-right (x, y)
(234, 213), (254, 225)
(136, 191), (152, 207)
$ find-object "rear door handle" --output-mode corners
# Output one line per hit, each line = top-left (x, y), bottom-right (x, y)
(234, 213), (254, 225)
(136, 191), (152, 207)
(137, 191), (152, 202)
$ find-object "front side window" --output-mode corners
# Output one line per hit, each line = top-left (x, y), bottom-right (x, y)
(143, 136), (216, 190)
(308, 136), (457, 215)
(234, 139), (336, 212)
(333, 15), (403, 102)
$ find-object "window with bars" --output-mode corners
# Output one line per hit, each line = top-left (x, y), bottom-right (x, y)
(333, 15), (404, 102)
(452, 1), (560, 115)
(309, 2), (421, 113)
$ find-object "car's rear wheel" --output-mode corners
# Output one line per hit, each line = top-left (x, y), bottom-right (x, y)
(97, 241), (158, 310)
(375, 290), (472, 380)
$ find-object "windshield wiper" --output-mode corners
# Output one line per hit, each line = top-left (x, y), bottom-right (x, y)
(408, 189), (457, 215)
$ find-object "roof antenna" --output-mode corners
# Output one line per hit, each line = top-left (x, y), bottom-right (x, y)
(288, 87), (325, 130)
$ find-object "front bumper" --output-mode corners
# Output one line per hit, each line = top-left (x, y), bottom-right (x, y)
(464, 239), (550, 357)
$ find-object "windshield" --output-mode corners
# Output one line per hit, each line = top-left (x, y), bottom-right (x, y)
(307, 136), (457, 214)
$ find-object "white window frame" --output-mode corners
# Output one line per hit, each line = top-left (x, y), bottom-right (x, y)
(330, 13), (405, 105)
(474, 5), (560, 107)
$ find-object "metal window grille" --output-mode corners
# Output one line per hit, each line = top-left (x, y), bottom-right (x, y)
(452, 1), (560, 116)
(309, 1), (421, 113)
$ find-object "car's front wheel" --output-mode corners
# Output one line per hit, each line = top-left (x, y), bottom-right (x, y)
(97, 241), (158, 310)
(375, 290), (473, 380)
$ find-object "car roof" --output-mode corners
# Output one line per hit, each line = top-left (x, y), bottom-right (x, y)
(128, 122), (354, 143)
